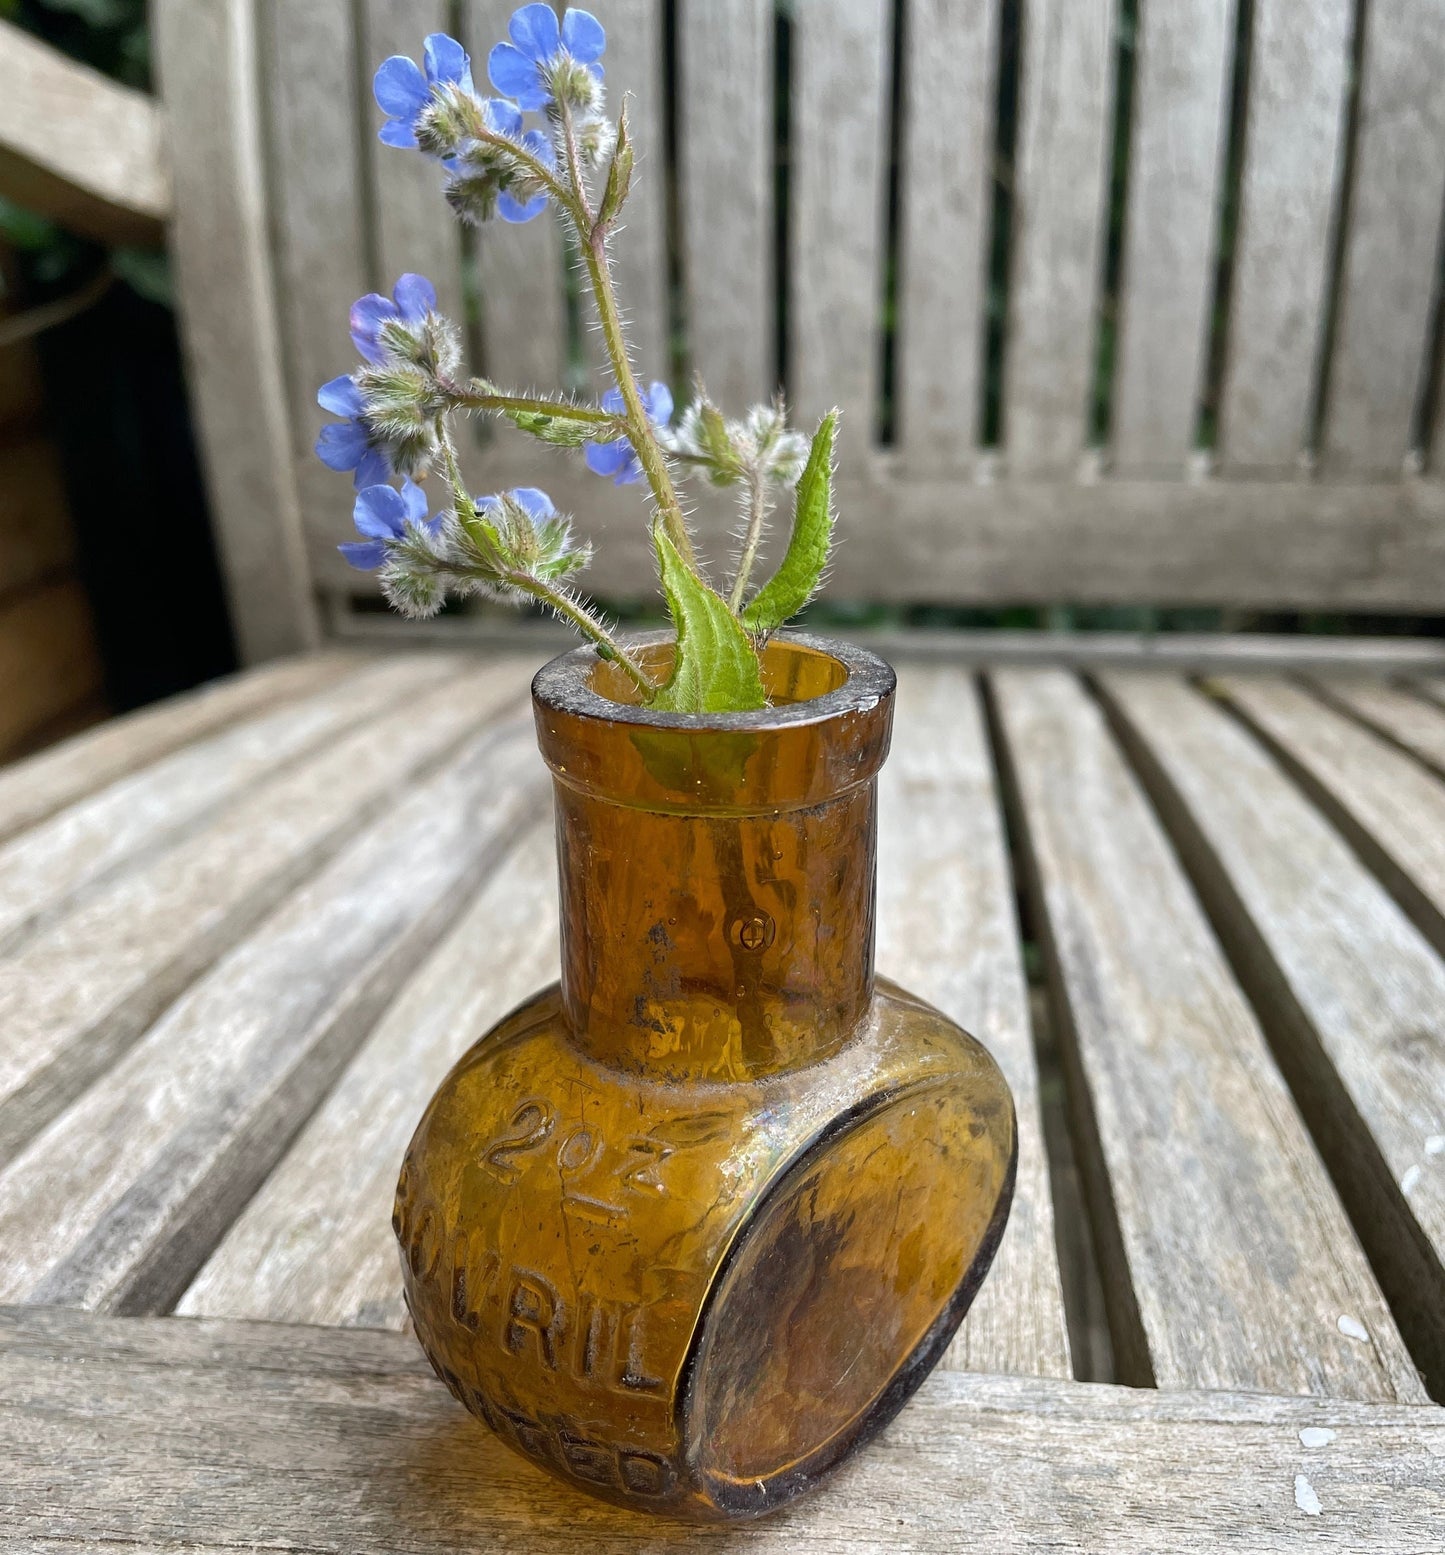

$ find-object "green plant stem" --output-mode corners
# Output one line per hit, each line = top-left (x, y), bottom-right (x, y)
(447, 380), (625, 431)
(435, 419), (654, 696)
(553, 96), (697, 572)
(727, 464), (770, 612)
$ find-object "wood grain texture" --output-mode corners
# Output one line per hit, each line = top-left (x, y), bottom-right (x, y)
(462, 1), (569, 391)
(0, 579), (102, 758)
(261, 0), (372, 462)
(1322, 0), (1445, 474)
(1217, 0), (1352, 472)
(360, 0), (466, 337)
(1215, 676), (1445, 959)
(1004, 0), (1117, 474)
(678, 0), (774, 409)
(0, 17), (169, 245)
(0, 652), (357, 846)
(1308, 675), (1445, 778)
(789, 0), (891, 449)
(1110, 0), (1236, 473)
(0, 654), (445, 952)
(151, 0), (319, 661)
(584, 0), (669, 383)
(991, 668), (1424, 1401)
(1099, 670), (1445, 1397)
(895, 0), (997, 470)
(0, 659), (532, 1167)
(0, 719), (548, 1315)
(0, 438), (76, 595)
(180, 824), (558, 1329)
(877, 665), (1070, 1379)
(3, 1307), (1443, 1553)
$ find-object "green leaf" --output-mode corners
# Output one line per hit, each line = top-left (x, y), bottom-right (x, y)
(651, 526), (766, 714)
(503, 406), (619, 448)
(597, 103), (635, 229)
(740, 409), (838, 633)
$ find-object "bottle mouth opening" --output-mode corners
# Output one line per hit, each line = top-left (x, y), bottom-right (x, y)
(532, 629), (896, 733)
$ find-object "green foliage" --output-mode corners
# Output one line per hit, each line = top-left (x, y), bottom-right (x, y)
(740, 410), (837, 635)
(504, 405), (618, 448)
(596, 104), (634, 230)
(650, 527), (766, 714)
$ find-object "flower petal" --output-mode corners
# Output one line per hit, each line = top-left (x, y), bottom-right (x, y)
(399, 476), (431, 524)
(354, 483), (409, 539)
(378, 118), (420, 149)
(646, 380), (674, 425)
(600, 386), (625, 415)
(497, 188), (549, 223)
(354, 446), (393, 490)
(316, 419), (368, 471)
(374, 55), (429, 119)
(483, 97), (524, 137)
(585, 439), (632, 477)
(350, 293), (397, 363)
(317, 374), (364, 417)
(562, 9), (605, 64)
(488, 41), (548, 108)
(519, 128), (556, 166)
(511, 487), (556, 519)
(339, 539), (388, 571)
(509, 3), (561, 61)
(392, 272), (437, 323)
(423, 32), (470, 87)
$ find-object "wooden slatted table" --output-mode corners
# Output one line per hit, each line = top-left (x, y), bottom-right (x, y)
(1, 648), (1442, 1550)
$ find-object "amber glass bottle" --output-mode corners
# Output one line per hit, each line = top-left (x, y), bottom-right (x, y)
(395, 633), (1016, 1521)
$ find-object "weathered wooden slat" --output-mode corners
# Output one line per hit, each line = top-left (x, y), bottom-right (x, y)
(180, 823), (558, 1329)
(1099, 670), (1445, 1397)
(0, 722), (547, 1315)
(0, 660), (532, 1167)
(894, 0), (997, 470)
(877, 665), (1070, 1378)
(461, 1), (569, 391)
(0, 18), (169, 246)
(1309, 675), (1445, 778)
(360, 0), (466, 336)
(0, 654), (451, 952)
(1216, 0), (1352, 471)
(0, 579), (103, 758)
(0, 652), (356, 847)
(0, 439), (76, 596)
(1322, 0), (1445, 474)
(151, 0), (319, 662)
(790, 0), (891, 449)
(584, 0), (669, 383)
(307, 456), (1445, 611)
(4, 1307), (1443, 1553)
(991, 668), (1424, 1401)
(678, 0), (774, 409)
(1110, 0), (1236, 473)
(1004, 0), (1116, 474)
(1214, 676), (1445, 959)
(261, 0), (372, 463)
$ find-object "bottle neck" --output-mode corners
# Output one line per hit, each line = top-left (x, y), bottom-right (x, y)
(555, 780), (878, 1083)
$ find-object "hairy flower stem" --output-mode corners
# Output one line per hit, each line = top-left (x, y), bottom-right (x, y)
(436, 420), (654, 695)
(727, 464), (771, 612)
(553, 95), (697, 572)
(447, 380), (625, 431)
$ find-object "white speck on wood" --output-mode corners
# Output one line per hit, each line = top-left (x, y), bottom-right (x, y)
(1299, 1427), (1337, 1448)
(1401, 1164), (1422, 1195)
(1294, 1474), (1322, 1515)
(1338, 1315), (1370, 1343)
(1426, 1135), (1444, 1156)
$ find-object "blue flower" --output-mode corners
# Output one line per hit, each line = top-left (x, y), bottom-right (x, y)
(374, 33), (474, 149)
(481, 485), (556, 522)
(585, 381), (673, 484)
(316, 374), (390, 489)
(349, 273), (437, 365)
(489, 5), (604, 112)
(338, 479), (440, 570)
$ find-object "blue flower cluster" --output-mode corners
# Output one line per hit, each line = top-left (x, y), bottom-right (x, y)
(339, 479), (440, 572)
(488, 5), (605, 111)
(585, 382), (673, 484)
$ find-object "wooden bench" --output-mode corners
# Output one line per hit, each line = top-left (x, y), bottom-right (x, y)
(2, 2), (1444, 1548)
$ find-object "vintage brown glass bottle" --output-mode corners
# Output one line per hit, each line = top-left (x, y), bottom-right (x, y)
(395, 633), (1016, 1521)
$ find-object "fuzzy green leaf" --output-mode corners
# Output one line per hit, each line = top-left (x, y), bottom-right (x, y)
(503, 406), (620, 448)
(651, 527), (766, 714)
(740, 409), (837, 634)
